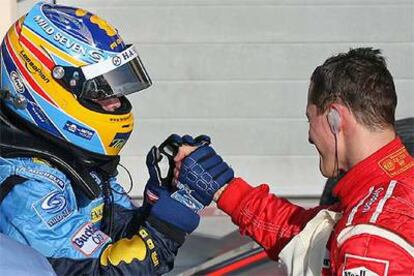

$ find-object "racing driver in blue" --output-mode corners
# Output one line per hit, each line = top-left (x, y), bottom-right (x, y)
(0, 2), (201, 275)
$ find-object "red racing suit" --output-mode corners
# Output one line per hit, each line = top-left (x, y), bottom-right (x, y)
(217, 138), (414, 275)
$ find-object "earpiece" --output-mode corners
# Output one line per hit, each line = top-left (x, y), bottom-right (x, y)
(327, 109), (341, 134)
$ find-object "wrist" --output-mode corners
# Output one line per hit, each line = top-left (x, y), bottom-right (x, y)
(213, 183), (229, 202)
(149, 192), (200, 234)
(216, 178), (254, 217)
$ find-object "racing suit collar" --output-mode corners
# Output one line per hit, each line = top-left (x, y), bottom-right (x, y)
(0, 106), (120, 199)
(333, 138), (412, 210)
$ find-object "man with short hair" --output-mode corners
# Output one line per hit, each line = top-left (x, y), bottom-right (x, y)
(174, 48), (414, 275)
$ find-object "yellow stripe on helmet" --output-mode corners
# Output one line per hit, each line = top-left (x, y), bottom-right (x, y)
(21, 26), (87, 67)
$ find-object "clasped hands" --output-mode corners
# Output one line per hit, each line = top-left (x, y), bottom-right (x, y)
(144, 134), (234, 234)
(172, 136), (234, 205)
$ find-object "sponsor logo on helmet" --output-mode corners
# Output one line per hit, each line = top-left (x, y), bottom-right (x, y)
(33, 190), (73, 228)
(19, 50), (50, 83)
(10, 71), (25, 93)
(71, 222), (109, 256)
(34, 15), (105, 62)
(88, 51), (105, 62)
(109, 131), (131, 149)
(34, 15), (55, 35)
(29, 103), (49, 124)
(110, 47), (137, 67)
(53, 33), (105, 62)
(121, 47), (137, 62)
(63, 121), (95, 140)
(112, 56), (122, 66)
(109, 114), (132, 122)
(109, 38), (123, 50)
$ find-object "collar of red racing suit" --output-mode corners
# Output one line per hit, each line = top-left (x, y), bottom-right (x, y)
(333, 137), (414, 210)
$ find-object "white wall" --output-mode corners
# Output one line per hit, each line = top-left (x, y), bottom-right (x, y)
(17, 0), (414, 198)
(0, 0), (17, 38)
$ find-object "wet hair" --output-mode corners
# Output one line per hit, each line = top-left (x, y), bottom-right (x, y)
(309, 47), (397, 130)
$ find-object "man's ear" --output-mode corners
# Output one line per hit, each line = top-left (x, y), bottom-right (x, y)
(327, 107), (341, 135)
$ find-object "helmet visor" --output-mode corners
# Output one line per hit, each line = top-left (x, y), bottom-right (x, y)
(81, 56), (151, 100)
(50, 45), (152, 101)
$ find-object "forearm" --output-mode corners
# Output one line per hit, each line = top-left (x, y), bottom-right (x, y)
(48, 222), (180, 276)
(216, 178), (322, 259)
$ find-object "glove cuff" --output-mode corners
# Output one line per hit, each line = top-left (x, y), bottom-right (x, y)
(150, 195), (200, 234)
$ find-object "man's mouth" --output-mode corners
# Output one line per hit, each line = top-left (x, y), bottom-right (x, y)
(93, 97), (121, 112)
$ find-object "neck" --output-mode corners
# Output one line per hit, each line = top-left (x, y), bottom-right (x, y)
(341, 125), (396, 171)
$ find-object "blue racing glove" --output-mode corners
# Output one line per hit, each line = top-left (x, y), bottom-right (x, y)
(144, 146), (200, 234)
(157, 134), (213, 214)
(158, 134), (211, 185)
(178, 145), (234, 206)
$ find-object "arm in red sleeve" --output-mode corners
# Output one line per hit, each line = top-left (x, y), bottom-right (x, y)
(217, 178), (323, 259)
(335, 229), (414, 275)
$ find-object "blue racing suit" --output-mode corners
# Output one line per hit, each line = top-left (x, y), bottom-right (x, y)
(0, 157), (182, 275)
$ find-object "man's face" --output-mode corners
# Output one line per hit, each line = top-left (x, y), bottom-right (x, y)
(93, 97), (122, 112)
(306, 103), (337, 178)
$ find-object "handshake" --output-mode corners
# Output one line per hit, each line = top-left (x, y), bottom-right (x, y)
(143, 134), (234, 234)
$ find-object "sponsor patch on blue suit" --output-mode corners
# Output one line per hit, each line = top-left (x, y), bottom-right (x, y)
(33, 190), (73, 228)
(71, 222), (110, 256)
(64, 121), (95, 140)
(18, 167), (66, 190)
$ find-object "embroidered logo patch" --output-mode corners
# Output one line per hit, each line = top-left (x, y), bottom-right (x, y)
(18, 167), (66, 190)
(90, 203), (104, 223)
(33, 190), (73, 228)
(378, 147), (414, 177)
(343, 254), (388, 276)
(362, 187), (384, 213)
(71, 222), (110, 256)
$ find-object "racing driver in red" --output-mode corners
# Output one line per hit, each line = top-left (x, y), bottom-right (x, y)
(173, 48), (414, 275)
